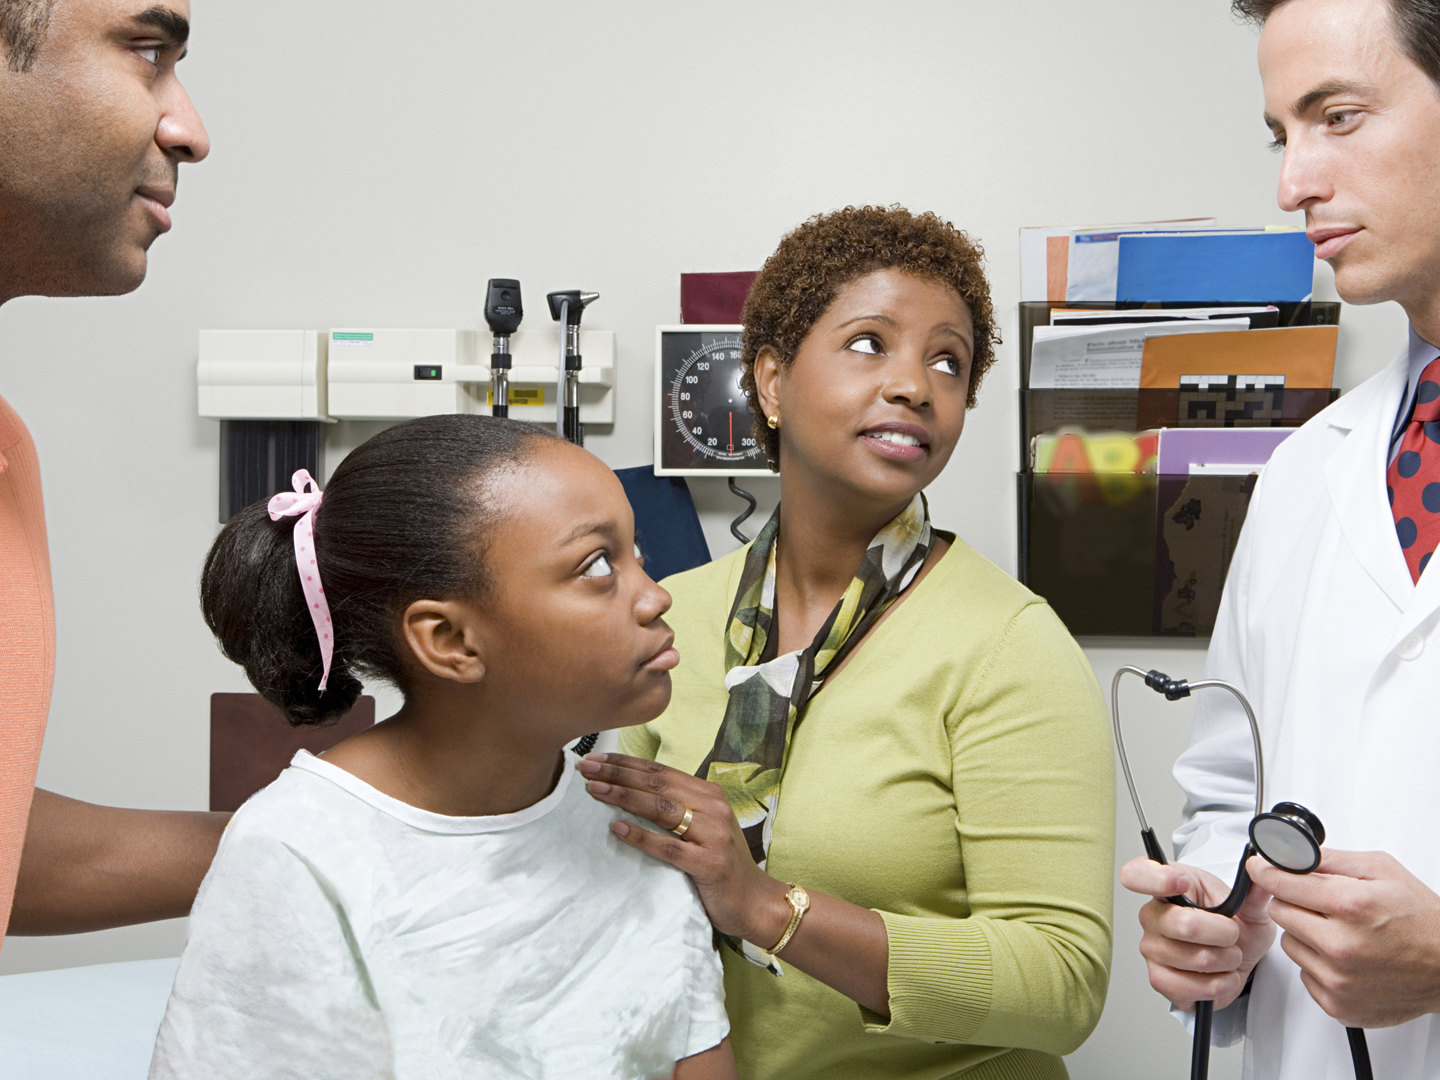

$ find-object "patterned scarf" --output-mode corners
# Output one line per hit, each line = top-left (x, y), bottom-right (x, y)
(696, 493), (934, 971)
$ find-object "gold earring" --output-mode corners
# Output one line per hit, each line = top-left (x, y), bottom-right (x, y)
(767, 415), (778, 429)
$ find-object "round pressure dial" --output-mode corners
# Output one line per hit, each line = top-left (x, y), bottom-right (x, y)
(655, 327), (770, 475)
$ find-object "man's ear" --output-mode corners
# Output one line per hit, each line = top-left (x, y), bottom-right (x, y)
(754, 345), (784, 420)
(401, 600), (487, 684)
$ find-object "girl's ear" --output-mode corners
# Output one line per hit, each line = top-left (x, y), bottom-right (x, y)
(754, 345), (783, 420)
(401, 599), (487, 684)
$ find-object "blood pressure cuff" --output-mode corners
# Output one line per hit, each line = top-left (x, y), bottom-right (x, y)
(613, 467), (712, 582)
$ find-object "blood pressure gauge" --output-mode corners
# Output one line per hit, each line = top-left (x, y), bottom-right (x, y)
(654, 325), (772, 476)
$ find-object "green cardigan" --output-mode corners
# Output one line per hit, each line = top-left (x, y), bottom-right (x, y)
(621, 535), (1114, 1080)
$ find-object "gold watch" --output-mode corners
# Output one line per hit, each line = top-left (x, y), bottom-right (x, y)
(765, 884), (811, 961)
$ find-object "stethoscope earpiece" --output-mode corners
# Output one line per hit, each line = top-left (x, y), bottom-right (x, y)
(1250, 801), (1324, 874)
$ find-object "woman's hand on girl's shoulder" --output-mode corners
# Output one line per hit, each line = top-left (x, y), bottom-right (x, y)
(578, 754), (786, 944)
(670, 1037), (736, 1080)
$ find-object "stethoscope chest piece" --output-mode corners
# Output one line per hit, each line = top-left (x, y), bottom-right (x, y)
(1250, 801), (1325, 875)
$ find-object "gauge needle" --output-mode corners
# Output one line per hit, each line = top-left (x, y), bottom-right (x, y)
(728, 412), (734, 455)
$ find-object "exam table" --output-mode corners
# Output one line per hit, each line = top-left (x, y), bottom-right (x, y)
(0, 956), (179, 1078)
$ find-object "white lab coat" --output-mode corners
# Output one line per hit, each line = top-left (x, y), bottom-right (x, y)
(1174, 346), (1440, 1079)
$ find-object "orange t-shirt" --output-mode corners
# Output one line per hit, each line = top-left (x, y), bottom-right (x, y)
(0, 393), (54, 948)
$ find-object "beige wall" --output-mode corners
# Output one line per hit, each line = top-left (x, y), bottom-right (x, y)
(0, 1), (1412, 1075)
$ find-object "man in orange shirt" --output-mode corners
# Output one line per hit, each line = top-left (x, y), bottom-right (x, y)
(0, 0), (227, 944)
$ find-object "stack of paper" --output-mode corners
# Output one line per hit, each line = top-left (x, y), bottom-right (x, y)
(1020, 220), (1215, 302)
(1020, 221), (1315, 303)
(1030, 317), (1250, 389)
(1030, 305), (1279, 389)
(1050, 305), (1280, 329)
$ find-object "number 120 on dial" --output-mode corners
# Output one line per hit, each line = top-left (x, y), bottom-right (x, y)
(654, 325), (772, 476)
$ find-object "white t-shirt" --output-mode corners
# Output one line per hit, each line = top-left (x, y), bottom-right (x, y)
(150, 749), (728, 1080)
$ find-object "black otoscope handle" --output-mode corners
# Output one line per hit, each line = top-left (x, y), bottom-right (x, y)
(491, 351), (510, 418)
(563, 348), (583, 446)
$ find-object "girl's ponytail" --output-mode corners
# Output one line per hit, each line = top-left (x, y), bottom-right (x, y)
(201, 500), (363, 725)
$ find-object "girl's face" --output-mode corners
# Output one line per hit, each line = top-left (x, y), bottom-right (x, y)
(470, 441), (677, 742)
(755, 267), (973, 516)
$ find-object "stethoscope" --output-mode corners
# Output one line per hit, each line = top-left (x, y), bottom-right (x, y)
(1113, 667), (1373, 1080)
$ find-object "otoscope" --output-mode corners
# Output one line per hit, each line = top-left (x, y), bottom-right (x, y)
(1112, 668), (1372, 1080)
(546, 290), (599, 446)
(485, 279), (523, 418)
(545, 290), (599, 755)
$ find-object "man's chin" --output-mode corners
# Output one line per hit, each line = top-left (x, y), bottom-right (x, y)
(0, 209), (155, 300)
(49, 246), (149, 298)
(1330, 260), (1398, 309)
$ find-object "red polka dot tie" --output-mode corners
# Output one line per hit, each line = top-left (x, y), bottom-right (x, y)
(1388, 355), (1440, 582)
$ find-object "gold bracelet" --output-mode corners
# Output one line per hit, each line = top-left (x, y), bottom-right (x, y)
(765, 884), (811, 960)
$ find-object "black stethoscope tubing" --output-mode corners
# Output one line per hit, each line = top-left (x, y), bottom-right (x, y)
(1113, 667), (1265, 919)
(1111, 666), (1373, 1080)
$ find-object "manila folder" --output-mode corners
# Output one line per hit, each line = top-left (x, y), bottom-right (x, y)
(1139, 324), (1337, 389)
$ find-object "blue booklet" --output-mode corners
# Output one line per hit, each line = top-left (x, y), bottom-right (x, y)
(1116, 231), (1315, 302)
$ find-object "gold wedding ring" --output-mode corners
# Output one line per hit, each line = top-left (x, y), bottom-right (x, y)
(672, 806), (694, 837)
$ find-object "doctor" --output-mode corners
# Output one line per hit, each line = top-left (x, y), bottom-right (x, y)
(1121, 0), (1440, 1075)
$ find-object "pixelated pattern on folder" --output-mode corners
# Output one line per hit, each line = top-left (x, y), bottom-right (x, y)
(1178, 374), (1285, 427)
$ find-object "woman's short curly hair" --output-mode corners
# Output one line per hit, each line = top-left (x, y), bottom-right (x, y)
(739, 204), (999, 470)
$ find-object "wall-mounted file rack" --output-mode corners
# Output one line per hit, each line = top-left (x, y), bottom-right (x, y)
(1016, 300), (1341, 637)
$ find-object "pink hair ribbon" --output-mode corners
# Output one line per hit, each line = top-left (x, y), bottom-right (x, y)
(267, 469), (333, 691)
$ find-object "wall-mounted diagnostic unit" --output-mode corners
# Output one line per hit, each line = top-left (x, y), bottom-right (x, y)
(197, 330), (330, 421)
(198, 313), (619, 520)
(325, 329), (487, 418)
(325, 326), (616, 424)
(196, 330), (333, 523)
(654, 325), (769, 476)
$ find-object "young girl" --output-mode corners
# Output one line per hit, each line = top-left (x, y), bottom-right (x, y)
(150, 415), (734, 1080)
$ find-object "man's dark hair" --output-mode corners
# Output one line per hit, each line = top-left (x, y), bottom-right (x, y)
(0, 0), (53, 73)
(1233, 0), (1440, 90)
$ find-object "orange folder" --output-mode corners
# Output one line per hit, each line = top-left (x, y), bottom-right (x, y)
(1139, 325), (1337, 389)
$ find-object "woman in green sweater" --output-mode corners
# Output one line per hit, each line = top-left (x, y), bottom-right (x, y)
(578, 205), (1114, 1079)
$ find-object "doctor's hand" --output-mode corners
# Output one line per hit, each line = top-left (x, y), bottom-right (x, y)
(1248, 848), (1440, 1028)
(577, 753), (780, 942)
(1121, 856), (1276, 1012)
